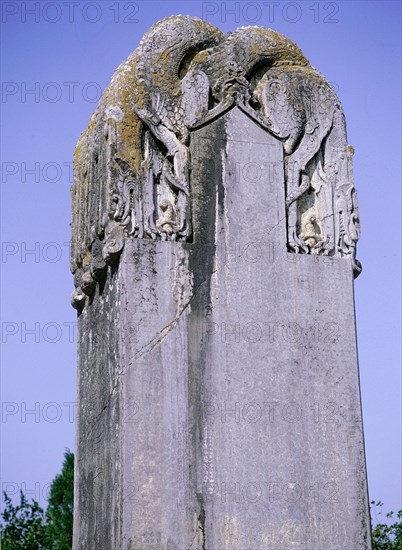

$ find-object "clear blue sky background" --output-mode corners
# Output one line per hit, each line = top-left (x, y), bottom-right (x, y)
(1, 0), (401, 520)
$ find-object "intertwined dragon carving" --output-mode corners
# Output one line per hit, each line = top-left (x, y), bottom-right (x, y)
(71, 16), (361, 309)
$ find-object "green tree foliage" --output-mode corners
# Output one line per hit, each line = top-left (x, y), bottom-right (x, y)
(1, 451), (74, 550)
(0, 491), (46, 549)
(371, 501), (402, 549)
(45, 451), (74, 550)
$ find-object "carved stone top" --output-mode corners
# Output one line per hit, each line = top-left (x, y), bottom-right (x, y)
(71, 15), (361, 310)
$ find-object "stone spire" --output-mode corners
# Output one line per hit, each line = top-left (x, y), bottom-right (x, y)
(71, 16), (370, 550)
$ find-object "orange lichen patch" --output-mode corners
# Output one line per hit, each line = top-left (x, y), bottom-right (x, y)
(228, 27), (310, 70)
(82, 251), (93, 269)
(110, 87), (143, 171)
(118, 120), (143, 170)
(192, 50), (210, 65)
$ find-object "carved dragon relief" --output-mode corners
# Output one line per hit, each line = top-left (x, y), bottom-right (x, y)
(71, 16), (361, 310)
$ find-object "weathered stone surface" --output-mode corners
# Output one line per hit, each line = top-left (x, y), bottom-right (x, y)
(71, 15), (370, 550)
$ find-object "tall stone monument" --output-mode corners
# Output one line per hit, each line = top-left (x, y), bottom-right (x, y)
(71, 16), (371, 549)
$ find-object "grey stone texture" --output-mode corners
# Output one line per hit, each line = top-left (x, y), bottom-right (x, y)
(71, 16), (371, 549)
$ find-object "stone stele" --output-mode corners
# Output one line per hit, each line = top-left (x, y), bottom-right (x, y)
(70, 15), (371, 550)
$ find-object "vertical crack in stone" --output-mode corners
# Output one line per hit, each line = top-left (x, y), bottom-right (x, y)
(197, 494), (206, 550)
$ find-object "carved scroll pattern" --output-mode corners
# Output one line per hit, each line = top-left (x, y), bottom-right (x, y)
(253, 67), (361, 275)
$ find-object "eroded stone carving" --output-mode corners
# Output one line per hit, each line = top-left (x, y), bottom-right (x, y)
(71, 16), (361, 309)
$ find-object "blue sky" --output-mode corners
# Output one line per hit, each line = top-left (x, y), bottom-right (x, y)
(1, 0), (401, 519)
